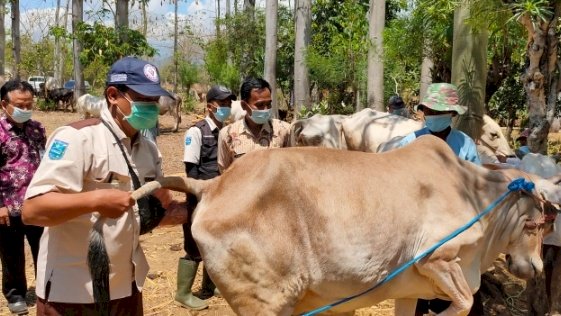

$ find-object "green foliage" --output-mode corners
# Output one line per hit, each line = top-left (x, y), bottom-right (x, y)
(182, 95), (199, 114)
(178, 59), (200, 90)
(298, 100), (330, 118)
(509, 0), (553, 23)
(36, 99), (56, 111)
(487, 63), (527, 124)
(308, 0), (370, 110)
(73, 22), (156, 66)
(204, 38), (240, 92)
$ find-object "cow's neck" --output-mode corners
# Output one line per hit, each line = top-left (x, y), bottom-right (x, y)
(479, 190), (530, 270)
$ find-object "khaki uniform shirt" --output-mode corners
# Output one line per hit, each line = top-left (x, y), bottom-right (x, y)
(25, 106), (163, 303)
(217, 118), (290, 172)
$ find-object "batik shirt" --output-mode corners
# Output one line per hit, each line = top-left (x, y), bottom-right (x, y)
(0, 115), (46, 216)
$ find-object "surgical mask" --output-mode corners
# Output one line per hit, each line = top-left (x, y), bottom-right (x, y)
(8, 105), (32, 123)
(425, 114), (452, 132)
(249, 109), (271, 125)
(121, 94), (159, 130)
(214, 106), (231, 122)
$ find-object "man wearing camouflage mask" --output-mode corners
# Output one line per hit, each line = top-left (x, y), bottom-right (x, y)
(398, 83), (481, 165)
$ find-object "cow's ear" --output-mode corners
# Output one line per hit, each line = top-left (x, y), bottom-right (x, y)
(547, 174), (561, 185)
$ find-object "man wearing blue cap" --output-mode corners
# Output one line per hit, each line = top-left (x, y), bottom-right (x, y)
(22, 57), (185, 315)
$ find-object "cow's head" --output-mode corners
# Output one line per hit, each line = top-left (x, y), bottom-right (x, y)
(505, 178), (560, 279)
(290, 114), (348, 149)
(479, 115), (515, 158)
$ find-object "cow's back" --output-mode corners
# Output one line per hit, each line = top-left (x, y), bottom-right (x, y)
(342, 108), (423, 152)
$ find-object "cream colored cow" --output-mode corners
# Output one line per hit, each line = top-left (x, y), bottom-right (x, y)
(134, 136), (560, 316)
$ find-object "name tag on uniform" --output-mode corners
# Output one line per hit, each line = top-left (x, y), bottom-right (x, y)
(48, 139), (69, 160)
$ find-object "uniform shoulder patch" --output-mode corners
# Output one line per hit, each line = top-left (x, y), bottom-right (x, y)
(68, 118), (102, 130)
(185, 136), (192, 145)
(48, 139), (69, 160)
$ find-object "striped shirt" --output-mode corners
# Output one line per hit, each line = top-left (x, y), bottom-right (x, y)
(217, 118), (291, 172)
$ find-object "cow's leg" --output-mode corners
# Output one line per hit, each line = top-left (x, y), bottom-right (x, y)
(415, 259), (473, 316)
(395, 299), (418, 316)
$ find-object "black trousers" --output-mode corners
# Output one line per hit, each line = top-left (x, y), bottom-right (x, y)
(183, 194), (202, 262)
(0, 215), (43, 303)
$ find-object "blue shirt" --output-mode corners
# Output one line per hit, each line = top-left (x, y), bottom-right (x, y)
(399, 127), (481, 165)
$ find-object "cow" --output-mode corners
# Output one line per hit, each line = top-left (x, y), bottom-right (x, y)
(132, 136), (561, 316)
(230, 100), (245, 121)
(290, 113), (348, 149)
(76, 94), (105, 119)
(158, 93), (182, 133)
(45, 88), (74, 112)
(291, 109), (514, 161)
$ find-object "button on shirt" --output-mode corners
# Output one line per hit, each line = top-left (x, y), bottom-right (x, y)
(25, 106), (162, 303)
(183, 116), (217, 164)
(398, 127), (481, 165)
(218, 118), (290, 172)
(0, 115), (46, 216)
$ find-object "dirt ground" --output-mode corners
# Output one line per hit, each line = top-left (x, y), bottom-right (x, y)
(0, 109), (399, 316)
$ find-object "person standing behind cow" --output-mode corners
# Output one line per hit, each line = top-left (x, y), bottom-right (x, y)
(396, 83), (481, 315)
(21, 57), (180, 316)
(0, 80), (46, 315)
(398, 83), (481, 165)
(176, 85), (236, 310)
(217, 77), (291, 172)
(387, 95), (409, 118)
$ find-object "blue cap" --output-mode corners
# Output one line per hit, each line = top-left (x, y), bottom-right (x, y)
(106, 57), (171, 98)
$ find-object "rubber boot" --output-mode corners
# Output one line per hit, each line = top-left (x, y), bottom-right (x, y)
(195, 266), (220, 299)
(175, 259), (208, 310)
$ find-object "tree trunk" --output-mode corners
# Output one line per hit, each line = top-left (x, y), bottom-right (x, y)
(72, 0), (84, 102)
(141, 0), (147, 36)
(0, 0), (6, 77)
(293, 0), (311, 119)
(11, 0), (20, 79)
(53, 0), (62, 86)
(451, 0), (488, 140)
(264, 0), (278, 118)
(226, 0), (230, 16)
(420, 55), (433, 100)
(216, 0), (221, 37)
(116, 0), (129, 42)
(366, 0), (385, 111)
(173, 0), (178, 93)
(519, 3), (561, 154)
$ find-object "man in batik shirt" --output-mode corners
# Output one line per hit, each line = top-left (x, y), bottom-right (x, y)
(0, 80), (46, 315)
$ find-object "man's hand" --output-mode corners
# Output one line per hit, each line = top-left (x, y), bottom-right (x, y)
(93, 189), (135, 219)
(0, 207), (9, 226)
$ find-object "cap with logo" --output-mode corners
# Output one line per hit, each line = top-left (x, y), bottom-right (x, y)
(206, 85), (237, 102)
(106, 56), (171, 98)
(416, 83), (466, 115)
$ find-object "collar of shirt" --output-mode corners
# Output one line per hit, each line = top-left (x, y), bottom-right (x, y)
(0, 114), (42, 136)
(204, 115), (219, 131)
(240, 118), (272, 138)
(0, 114), (16, 132)
(101, 105), (132, 144)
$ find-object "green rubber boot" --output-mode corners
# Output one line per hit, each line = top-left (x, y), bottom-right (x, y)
(175, 259), (208, 310)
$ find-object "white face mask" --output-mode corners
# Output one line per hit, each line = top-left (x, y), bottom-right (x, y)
(8, 105), (32, 123)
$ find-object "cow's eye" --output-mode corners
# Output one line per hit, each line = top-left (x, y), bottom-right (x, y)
(491, 132), (499, 139)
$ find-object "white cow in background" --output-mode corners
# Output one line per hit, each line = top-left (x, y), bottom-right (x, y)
(291, 109), (514, 161)
(76, 94), (105, 119)
(230, 100), (245, 121)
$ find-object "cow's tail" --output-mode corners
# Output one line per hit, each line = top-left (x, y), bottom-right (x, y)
(131, 176), (212, 200)
(87, 217), (110, 316)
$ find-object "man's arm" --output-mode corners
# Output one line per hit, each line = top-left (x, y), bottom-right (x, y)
(23, 189), (134, 227)
(217, 128), (232, 173)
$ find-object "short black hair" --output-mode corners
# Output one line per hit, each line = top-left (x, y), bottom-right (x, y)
(240, 77), (270, 102)
(1, 80), (35, 101)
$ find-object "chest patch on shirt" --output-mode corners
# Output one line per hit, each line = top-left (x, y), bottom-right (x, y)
(48, 139), (69, 160)
(185, 136), (192, 146)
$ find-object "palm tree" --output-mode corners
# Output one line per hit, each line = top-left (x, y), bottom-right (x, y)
(264, 0), (278, 118)
(72, 0), (84, 100)
(367, 0), (385, 111)
(293, 0), (311, 118)
(11, 0), (20, 79)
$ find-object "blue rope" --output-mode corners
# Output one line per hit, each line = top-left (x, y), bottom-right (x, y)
(299, 178), (534, 316)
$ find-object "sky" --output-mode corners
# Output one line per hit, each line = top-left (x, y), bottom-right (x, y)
(18, 0), (289, 66)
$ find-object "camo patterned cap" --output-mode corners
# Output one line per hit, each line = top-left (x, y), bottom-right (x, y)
(418, 83), (466, 115)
